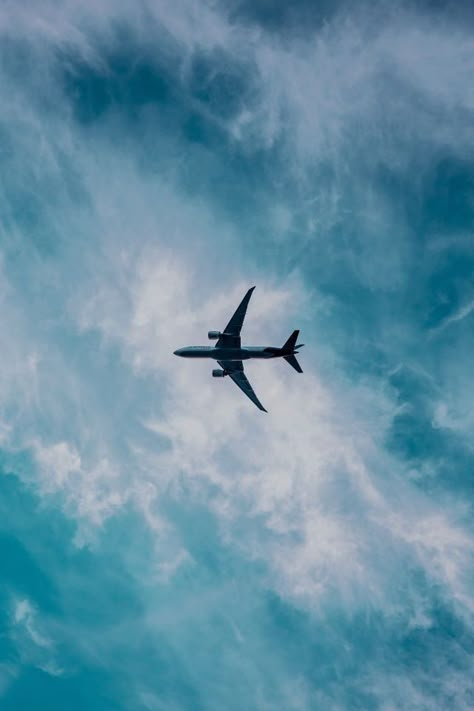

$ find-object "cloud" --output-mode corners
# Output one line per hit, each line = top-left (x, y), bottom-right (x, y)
(10, 597), (63, 677)
(430, 298), (474, 334)
(0, 1), (473, 709)
(33, 440), (126, 533)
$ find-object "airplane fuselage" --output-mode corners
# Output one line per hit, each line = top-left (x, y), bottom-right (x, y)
(173, 285), (303, 411)
(174, 346), (282, 361)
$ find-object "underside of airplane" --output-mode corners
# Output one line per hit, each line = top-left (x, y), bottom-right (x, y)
(174, 286), (304, 412)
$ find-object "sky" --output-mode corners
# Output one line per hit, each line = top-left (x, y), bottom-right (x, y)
(0, 1), (473, 709)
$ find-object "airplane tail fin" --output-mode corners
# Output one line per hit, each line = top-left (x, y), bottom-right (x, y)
(284, 354), (303, 373)
(282, 329), (300, 352)
(281, 330), (303, 373)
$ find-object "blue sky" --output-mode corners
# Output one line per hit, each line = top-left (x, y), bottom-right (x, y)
(0, 1), (473, 709)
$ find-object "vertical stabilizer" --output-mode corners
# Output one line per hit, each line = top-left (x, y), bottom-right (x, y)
(282, 329), (299, 351)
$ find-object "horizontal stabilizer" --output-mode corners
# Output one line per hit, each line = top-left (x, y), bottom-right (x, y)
(284, 354), (303, 373)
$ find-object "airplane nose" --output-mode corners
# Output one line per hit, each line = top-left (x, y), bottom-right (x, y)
(174, 349), (183, 356)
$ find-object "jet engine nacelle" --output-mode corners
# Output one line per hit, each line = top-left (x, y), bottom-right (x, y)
(212, 369), (226, 378)
(208, 331), (222, 340)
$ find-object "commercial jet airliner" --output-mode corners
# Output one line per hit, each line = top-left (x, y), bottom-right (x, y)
(173, 287), (304, 412)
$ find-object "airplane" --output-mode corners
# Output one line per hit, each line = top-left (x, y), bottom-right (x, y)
(173, 286), (304, 412)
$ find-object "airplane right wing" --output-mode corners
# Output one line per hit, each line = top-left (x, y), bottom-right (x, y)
(217, 360), (267, 412)
(216, 287), (255, 348)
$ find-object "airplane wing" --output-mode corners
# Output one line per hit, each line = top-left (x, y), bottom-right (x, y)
(218, 360), (267, 412)
(216, 286), (255, 348)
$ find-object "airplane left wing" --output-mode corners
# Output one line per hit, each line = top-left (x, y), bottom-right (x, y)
(217, 360), (267, 412)
(216, 287), (255, 348)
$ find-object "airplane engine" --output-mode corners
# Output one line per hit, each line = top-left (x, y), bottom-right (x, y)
(212, 369), (226, 377)
(208, 331), (222, 340)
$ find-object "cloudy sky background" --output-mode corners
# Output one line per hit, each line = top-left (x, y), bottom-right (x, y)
(0, 1), (473, 708)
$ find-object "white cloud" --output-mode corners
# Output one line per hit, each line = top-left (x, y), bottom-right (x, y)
(430, 299), (474, 335)
(33, 440), (126, 535)
(10, 597), (63, 677)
